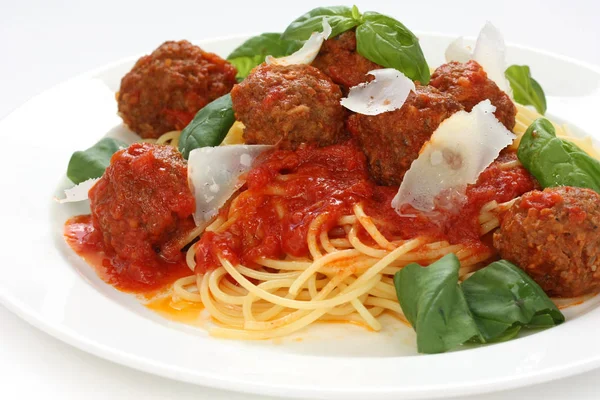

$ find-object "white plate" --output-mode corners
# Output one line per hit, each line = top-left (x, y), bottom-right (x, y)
(1, 33), (600, 400)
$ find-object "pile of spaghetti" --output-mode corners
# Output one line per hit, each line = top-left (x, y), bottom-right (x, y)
(177, 207), (494, 340)
(142, 103), (598, 340)
(141, 113), (545, 339)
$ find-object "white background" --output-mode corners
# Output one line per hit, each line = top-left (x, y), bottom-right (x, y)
(1, 1), (599, 398)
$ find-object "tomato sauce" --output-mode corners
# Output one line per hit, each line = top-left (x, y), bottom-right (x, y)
(520, 189), (563, 211)
(66, 143), (537, 289)
(194, 143), (537, 272)
(64, 215), (190, 293)
(195, 142), (373, 272)
(88, 143), (196, 265)
(446, 152), (538, 246)
(362, 154), (536, 250)
(518, 189), (588, 224)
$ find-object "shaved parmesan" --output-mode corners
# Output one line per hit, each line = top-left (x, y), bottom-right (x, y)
(340, 69), (415, 115)
(473, 22), (511, 94)
(392, 100), (515, 213)
(265, 18), (331, 66)
(444, 37), (472, 63)
(57, 178), (99, 203)
(444, 22), (511, 95)
(187, 145), (273, 226)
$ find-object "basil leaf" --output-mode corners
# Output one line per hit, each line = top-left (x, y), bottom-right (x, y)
(517, 118), (600, 192)
(281, 6), (361, 41)
(462, 260), (564, 342)
(178, 93), (235, 159)
(351, 4), (361, 21)
(67, 137), (126, 184)
(227, 33), (301, 79)
(528, 313), (559, 328)
(395, 255), (565, 354)
(489, 325), (522, 343)
(230, 55), (263, 80)
(394, 254), (482, 354)
(355, 12), (430, 84)
(505, 65), (547, 114)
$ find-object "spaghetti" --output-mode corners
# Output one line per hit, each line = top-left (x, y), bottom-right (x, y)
(141, 130), (182, 147)
(132, 95), (599, 340)
(141, 121), (245, 150)
(172, 203), (502, 339)
(513, 104), (600, 159)
(147, 107), (555, 340)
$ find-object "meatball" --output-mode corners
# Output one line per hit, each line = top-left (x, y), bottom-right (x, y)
(430, 60), (516, 130)
(117, 40), (237, 139)
(231, 63), (345, 150)
(312, 30), (382, 93)
(347, 85), (463, 186)
(493, 186), (600, 297)
(89, 143), (195, 277)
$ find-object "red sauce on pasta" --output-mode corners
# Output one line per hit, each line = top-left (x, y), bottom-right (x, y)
(362, 154), (536, 252)
(194, 142), (373, 272)
(446, 152), (538, 246)
(193, 142), (536, 273)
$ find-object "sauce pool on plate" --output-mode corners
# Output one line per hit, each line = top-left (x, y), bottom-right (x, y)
(64, 215), (191, 293)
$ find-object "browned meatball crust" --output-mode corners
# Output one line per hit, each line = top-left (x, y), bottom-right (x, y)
(347, 85), (463, 186)
(89, 143), (196, 268)
(117, 40), (237, 139)
(231, 63), (345, 150)
(312, 30), (382, 94)
(430, 60), (516, 130)
(494, 186), (600, 297)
